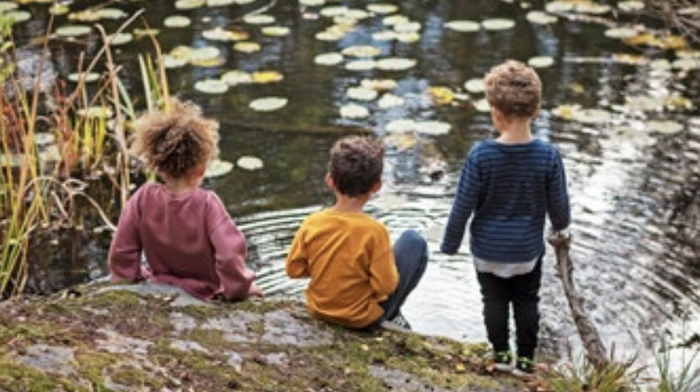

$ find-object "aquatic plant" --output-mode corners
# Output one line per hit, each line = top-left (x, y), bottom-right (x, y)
(0, 9), (170, 297)
(653, 343), (700, 392)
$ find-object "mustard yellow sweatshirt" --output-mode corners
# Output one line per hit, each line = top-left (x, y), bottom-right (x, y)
(286, 209), (399, 328)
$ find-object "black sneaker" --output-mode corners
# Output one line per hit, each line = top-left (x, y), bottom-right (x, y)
(512, 357), (535, 379)
(489, 351), (514, 373)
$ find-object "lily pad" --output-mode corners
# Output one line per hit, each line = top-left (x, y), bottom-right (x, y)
(345, 59), (377, 71)
(252, 71), (284, 84)
(385, 119), (416, 133)
(372, 30), (397, 41)
(55, 25), (93, 37)
(415, 121), (452, 136)
(207, 0), (236, 6)
(249, 97), (288, 112)
(376, 57), (416, 71)
(396, 32), (420, 43)
(314, 52), (344, 66)
(367, 4), (399, 14)
(473, 98), (491, 112)
(194, 79), (229, 94)
(77, 106), (114, 118)
(234, 41), (262, 53)
(342, 45), (381, 58)
(383, 15), (409, 26)
(205, 159), (234, 178)
(526, 11), (558, 25)
(164, 15), (192, 28)
(5, 10), (31, 23)
(320, 6), (349, 18)
(618, 1), (644, 11)
(243, 14), (275, 25)
(98, 8), (128, 19)
(0, 2), (19, 13)
(107, 32), (133, 46)
(393, 21), (421, 33)
(646, 120), (683, 134)
(574, 108), (613, 124)
(175, 0), (205, 10)
(360, 78), (397, 91)
(444, 20), (481, 33)
(482, 18), (516, 31)
(378, 93), (404, 109)
(604, 26), (640, 39)
(340, 103), (370, 119)
(464, 78), (485, 93)
(528, 56), (555, 68)
(162, 55), (188, 69)
(237, 156), (264, 171)
(346, 86), (378, 101)
(300, 0), (325, 6)
(222, 70), (253, 85)
(203, 27), (250, 41)
(67, 72), (101, 83)
(262, 26), (290, 37)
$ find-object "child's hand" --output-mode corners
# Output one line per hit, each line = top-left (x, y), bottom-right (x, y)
(248, 283), (265, 298)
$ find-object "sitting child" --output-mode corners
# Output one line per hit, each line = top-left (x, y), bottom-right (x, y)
(286, 135), (428, 330)
(108, 97), (263, 301)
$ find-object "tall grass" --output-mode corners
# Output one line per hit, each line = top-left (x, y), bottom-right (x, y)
(0, 10), (170, 297)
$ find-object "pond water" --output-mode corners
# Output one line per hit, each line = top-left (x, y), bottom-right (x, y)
(13, 0), (700, 366)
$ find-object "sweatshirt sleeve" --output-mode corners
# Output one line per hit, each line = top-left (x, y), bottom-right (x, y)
(285, 222), (310, 278)
(108, 190), (145, 283)
(547, 149), (571, 231)
(441, 150), (481, 254)
(368, 228), (399, 300)
(208, 195), (256, 300)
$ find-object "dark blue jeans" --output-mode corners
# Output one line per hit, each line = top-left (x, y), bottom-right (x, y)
(365, 230), (428, 327)
(476, 257), (543, 360)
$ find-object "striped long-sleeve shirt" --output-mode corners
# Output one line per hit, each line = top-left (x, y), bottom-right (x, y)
(440, 139), (570, 263)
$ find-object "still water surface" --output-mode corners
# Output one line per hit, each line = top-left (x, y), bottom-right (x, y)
(16, 0), (700, 365)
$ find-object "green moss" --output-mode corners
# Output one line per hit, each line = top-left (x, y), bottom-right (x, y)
(75, 351), (119, 391)
(0, 360), (77, 392)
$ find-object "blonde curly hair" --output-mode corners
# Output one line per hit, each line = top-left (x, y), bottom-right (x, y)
(130, 97), (219, 180)
(484, 60), (542, 119)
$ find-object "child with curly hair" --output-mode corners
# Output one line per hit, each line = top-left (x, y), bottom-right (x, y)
(108, 97), (263, 301)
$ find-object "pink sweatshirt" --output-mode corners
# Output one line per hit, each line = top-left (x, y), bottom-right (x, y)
(108, 183), (257, 300)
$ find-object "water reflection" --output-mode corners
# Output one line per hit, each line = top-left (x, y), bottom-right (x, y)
(11, 0), (700, 365)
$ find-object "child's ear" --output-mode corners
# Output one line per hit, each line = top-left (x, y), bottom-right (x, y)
(325, 173), (335, 190)
(370, 179), (382, 193)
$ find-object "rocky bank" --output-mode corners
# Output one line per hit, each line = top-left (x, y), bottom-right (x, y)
(0, 282), (531, 392)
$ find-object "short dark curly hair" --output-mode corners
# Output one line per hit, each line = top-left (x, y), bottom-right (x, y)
(130, 97), (219, 180)
(328, 135), (384, 197)
(484, 60), (542, 118)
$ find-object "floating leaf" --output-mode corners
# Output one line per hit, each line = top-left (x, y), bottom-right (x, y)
(77, 106), (114, 118)
(415, 121), (452, 135)
(361, 78), (397, 91)
(482, 18), (516, 31)
(464, 78), (485, 93)
(234, 41), (262, 53)
(237, 156), (264, 170)
(347, 86), (378, 101)
(194, 79), (229, 94)
(367, 4), (398, 14)
(98, 7), (128, 19)
(134, 28), (160, 38)
(393, 21), (421, 33)
(67, 72), (100, 83)
(551, 104), (581, 120)
(0, 2), (19, 12)
(383, 14), (409, 26)
(376, 57), (416, 71)
(429, 86), (454, 105)
(342, 45), (381, 58)
(300, 0), (325, 6)
(55, 25), (93, 37)
(261, 26), (290, 36)
(444, 20), (480, 32)
(320, 5), (349, 18)
(526, 11), (558, 25)
(378, 93), (404, 109)
(314, 52), (344, 66)
(175, 0), (205, 10)
(205, 159), (233, 178)
(249, 97), (288, 112)
(252, 70), (284, 84)
(189, 46), (222, 61)
(243, 14), (275, 25)
(222, 70), (253, 85)
(49, 4), (70, 15)
(340, 103), (370, 119)
(68, 9), (101, 22)
(528, 56), (555, 68)
(604, 26), (641, 39)
(396, 32), (420, 43)
(207, 0), (236, 6)
(203, 27), (250, 41)
(164, 15), (192, 28)
(473, 98), (491, 112)
(673, 57), (700, 70)
(162, 55), (188, 69)
(345, 60), (376, 71)
(618, 1), (644, 12)
(386, 119), (416, 133)
(107, 32), (133, 46)
(372, 30), (397, 41)
(646, 120), (683, 134)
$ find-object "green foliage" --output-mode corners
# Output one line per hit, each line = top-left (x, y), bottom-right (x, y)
(543, 350), (643, 392)
(653, 345), (700, 392)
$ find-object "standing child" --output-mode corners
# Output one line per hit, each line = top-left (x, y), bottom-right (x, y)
(109, 97), (263, 301)
(286, 135), (428, 330)
(440, 60), (570, 376)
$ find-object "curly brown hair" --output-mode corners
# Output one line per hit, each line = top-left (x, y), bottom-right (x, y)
(130, 97), (220, 180)
(329, 135), (384, 197)
(484, 60), (542, 119)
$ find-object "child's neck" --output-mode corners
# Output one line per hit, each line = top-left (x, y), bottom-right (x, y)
(162, 175), (201, 194)
(496, 123), (533, 144)
(332, 193), (370, 213)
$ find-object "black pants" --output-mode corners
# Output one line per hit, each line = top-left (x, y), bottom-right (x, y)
(476, 257), (542, 360)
